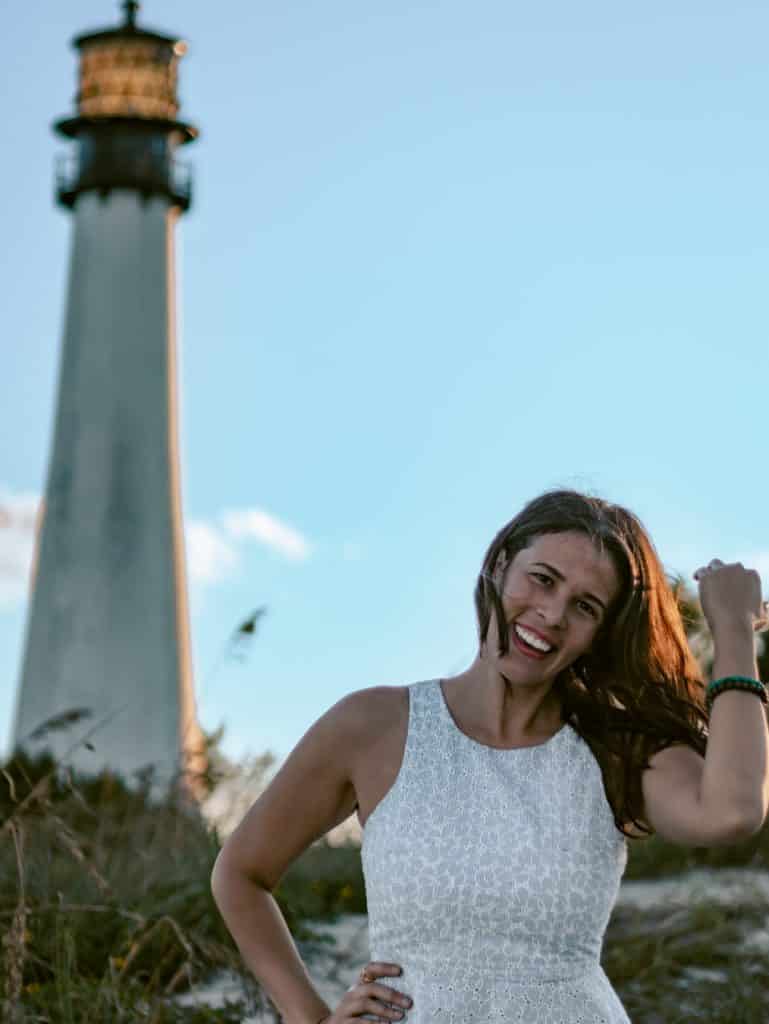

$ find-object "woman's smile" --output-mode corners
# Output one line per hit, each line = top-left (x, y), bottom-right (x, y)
(510, 623), (553, 659)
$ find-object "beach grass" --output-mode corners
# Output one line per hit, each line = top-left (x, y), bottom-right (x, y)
(2, 743), (768, 1022)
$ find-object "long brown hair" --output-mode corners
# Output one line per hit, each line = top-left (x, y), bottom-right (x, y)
(474, 488), (709, 840)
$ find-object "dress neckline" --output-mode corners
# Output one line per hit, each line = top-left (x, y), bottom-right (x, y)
(436, 678), (568, 752)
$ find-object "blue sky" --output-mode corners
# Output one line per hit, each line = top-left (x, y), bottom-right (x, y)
(2, 0), (768, 767)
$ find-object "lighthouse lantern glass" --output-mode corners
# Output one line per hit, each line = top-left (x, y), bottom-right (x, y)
(78, 39), (181, 120)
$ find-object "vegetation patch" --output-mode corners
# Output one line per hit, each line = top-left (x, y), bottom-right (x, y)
(0, 746), (364, 1023)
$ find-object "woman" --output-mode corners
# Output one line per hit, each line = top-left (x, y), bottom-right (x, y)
(211, 489), (769, 1024)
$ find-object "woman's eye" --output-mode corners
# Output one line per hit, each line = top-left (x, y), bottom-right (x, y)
(533, 573), (596, 617)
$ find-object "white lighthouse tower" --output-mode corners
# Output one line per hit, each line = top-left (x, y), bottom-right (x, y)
(11, 1), (204, 793)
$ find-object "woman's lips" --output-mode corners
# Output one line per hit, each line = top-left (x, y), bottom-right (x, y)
(511, 627), (550, 659)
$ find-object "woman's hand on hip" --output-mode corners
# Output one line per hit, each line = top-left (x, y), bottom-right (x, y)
(318, 961), (412, 1023)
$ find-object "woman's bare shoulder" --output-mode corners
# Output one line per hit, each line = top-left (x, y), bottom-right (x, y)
(344, 684), (409, 736)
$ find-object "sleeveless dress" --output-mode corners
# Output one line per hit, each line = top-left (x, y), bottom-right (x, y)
(359, 678), (631, 1024)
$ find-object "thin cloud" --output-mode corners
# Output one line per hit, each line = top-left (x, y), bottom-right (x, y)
(220, 507), (312, 562)
(186, 520), (241, 585)
(0, 488), (313, 611)
(0, 490), (40, 610)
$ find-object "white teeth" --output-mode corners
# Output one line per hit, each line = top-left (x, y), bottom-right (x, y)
(514, 623), (553, 652)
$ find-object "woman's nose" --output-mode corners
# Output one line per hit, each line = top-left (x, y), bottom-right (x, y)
(538, 602), (568, 629)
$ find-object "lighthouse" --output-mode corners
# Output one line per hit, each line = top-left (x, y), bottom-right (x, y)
(11, 1), (204, 793)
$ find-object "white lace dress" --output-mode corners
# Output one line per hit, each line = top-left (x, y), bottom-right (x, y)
(359, 678), (631, 1024)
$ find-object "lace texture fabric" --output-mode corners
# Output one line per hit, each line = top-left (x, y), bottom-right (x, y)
(359, 678), (631, 1023)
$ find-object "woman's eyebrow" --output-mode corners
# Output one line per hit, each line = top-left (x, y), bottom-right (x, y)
(531, 561), (607, 611)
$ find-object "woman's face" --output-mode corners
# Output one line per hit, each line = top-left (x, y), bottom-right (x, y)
(485, 530), (622, 682)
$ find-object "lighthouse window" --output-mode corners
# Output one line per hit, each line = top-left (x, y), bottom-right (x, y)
(78, 37), (178, 120)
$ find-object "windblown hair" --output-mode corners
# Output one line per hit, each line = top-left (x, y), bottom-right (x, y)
(474, 488), (710, 840)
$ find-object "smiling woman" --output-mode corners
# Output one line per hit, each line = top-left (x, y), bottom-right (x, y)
(211, 488), (767, 1024)
(472, 492), (717, 838)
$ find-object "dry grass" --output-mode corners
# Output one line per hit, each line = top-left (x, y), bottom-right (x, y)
(3, 733), (768, 1023)
(604, 894), (769, 1021)
(0, 743), (360, 1023)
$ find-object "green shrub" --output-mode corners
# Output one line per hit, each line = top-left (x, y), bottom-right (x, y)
(0, 749), (362, 1022)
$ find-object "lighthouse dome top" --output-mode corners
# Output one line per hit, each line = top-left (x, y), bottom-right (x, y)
(66, 1), (189, 123)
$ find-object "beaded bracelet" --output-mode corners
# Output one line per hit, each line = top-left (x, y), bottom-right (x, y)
(707, 674), (767, 694)
(705, 675), (768, 717)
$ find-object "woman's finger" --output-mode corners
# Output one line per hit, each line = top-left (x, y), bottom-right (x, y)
(694, 559), (725, 581)
(346, 963), (410, 1023)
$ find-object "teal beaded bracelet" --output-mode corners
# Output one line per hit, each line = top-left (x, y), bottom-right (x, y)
(707, 674), (767, 697)
(705, 675), (768, 716)
(707, 673), (766, 691)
